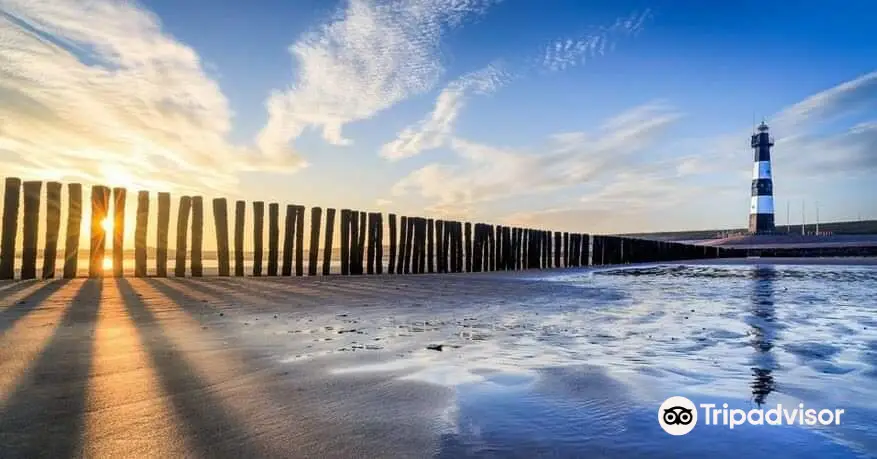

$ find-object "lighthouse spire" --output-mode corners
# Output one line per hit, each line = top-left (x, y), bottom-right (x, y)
(749, 121), (776, 234)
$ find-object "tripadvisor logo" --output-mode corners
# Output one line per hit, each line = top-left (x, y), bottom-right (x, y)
(658, 396), (845, 435)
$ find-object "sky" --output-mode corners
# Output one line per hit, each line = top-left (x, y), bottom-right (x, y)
(1, 0), (875, 249)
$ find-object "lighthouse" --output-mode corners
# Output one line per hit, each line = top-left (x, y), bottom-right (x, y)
(749, 121), (776, 234)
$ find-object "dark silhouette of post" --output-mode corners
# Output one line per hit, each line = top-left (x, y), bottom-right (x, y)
(134, 191), (149, 277)
(357, 211), (367, 275)
(340, 209), (350, 275)
(434, 220), (444, 273)
(367, 212), (377, 275)
(282, 205), (296, 276)
(252, 201), (264, 276)
(89, 186), (111, 278)
(234, 200), (245, 277)
(309, 207), (322, 276)
(404, 216), (414, 274)
(20, 181), (41, 280)
(323, 208), (336, 275)
(190, 196), (203, 277)
(0, 177), (21, 279)
(464, 222), (472, 272)
(268, 203), (279, 276)
(398, 216), (408, 274)
(418, 218), (427, 274)
(486, 224), (495, 272)
(295, 205), (305, 276)
(156, 192), (171, 277)
(213, 198), (230, 276)
(427, 218), (434, 273)
(174, 196), (192, 277)
(111, 187), (127, 277)
(348, 211), (359, 274)
(375, 213), (384, 274)
(42, 182), (62, 278)
(63, 183), (83, 279)
(388, 213), (397, 274)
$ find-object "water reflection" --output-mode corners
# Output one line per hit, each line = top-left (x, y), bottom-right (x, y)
(748, 266), (778, 407)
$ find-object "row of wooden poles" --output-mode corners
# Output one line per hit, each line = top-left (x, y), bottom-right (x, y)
(0, 178), (739, 280)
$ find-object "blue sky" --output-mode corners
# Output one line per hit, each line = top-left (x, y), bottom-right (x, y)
(1, 0), (875, 237)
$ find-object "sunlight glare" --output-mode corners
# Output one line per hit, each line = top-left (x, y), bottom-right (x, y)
(101, 217), (112, 233)
(102, 257), (112, 270)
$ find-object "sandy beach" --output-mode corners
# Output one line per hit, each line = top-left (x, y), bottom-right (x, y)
(2, 259), (877, 458)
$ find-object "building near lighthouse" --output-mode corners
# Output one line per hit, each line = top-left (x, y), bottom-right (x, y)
(750, 121), (776, 234)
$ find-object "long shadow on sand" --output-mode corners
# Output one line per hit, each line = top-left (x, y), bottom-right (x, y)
(0, 279), (70, 336)
(0, 279), (100, 458)
(117, 278), (271, 458)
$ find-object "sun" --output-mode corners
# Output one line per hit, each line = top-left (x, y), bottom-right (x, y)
(101, 217), (112, 233)
(102, 257), (113, 270)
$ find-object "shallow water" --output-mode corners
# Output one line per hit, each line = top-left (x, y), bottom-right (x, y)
(326, 264), (877, 458)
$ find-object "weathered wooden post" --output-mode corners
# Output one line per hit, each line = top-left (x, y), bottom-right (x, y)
(375, 213), (384, 275)
(252, 201), (264, 276)
(282, 205), (295, 276)
(434, 220), (444, 273)
(133, 191), (149, 277)
(398, 216), (408, 274)
(367, 212), (377, 275)
(213, 198), (230, 276)
(63, 183), (83, 279)
(190, 196), (203, 277)
(387, 213), (397, 274)
(110, 187), (127, 277)
(0, 177), (21, 279)
(88, 186), (111, 278)
(41, 182), (62, 279)
(418, 218), (427, 274)
(174, 196), (191, 277)
(19, 181), (42, 280)
(234, 200), (245, 276)
(340, 209), (350, 275)
(294, 205), (305, 276)
(357, 211), (367, 275)
(308, 207), (322, 276)
(323, 208), (336, 275)
(267, 203), (280, 276)
(349, 210), (360, 275)
(426, 218), (434, 273)
(457, 222), (465, 273)
(156, 192), (171, 277)
(464, 222), (472, 273)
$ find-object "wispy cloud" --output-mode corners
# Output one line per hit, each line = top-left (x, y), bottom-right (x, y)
(390, 101), (681, 218)
(0, 0), (300, 194)
(540, 9), (651, 72)
(256, 0), (499, 155)
(379, 9), (652, 161)
(379, 63), (508, 161)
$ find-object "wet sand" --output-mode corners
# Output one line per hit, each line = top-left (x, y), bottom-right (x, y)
(2, 259), (876, 458)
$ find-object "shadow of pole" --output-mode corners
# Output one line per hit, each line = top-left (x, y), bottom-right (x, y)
(116, 278), (270, 458)
(748, 266), (778, 407)
(0, 279), (101, 458)
(0, 279), (70, 336)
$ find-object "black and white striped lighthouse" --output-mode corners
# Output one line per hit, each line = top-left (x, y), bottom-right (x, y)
(749, 121), (776, 234)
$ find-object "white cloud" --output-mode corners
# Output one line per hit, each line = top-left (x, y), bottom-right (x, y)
(379, 63), (508, 161)
(256, 0), (499, 155)
(0, 0), (301, 194)
(540, 9), (651, 72)
(390, 101), (682, 218)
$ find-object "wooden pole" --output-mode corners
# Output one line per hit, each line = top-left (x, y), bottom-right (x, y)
(190, 196), (203, 277)
(252, 201), (264, 277)
(308, 206), (322, 276)
(434, 220), (444, 273)
(19, 181), (41, 280)
(388, 213), (397, 274)
(233, 200), (245, 276)
(349, 211), (360, 275)
(63, 183), (82, 279)
(427, 218), (434, 273)
(174, 196), (191, 277)
(282, 205), (295, 276)
(42, 182), (62, 279)
(0, 177), (21, 279)
(418, 218), (427, 274)
(357, 211), (367, 275)
(133, 191), (149, 277)
(88, 186), (111, 278)
(323, 208), (336, 275)
(156, 192), (170, 277)
(213, 198), (230, 276)
(398, 216), (408, 274)
(375, 212), (384, 275)
(267, 203), (279, 276)
(110, 187), (126, 277)
(367, 212), (376, 275)
(464, 222), (472, 273)
(295, 205), (305, 276)
(340, 209), (350, 275)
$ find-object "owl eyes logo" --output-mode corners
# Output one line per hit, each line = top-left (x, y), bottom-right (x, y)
(658, 396), (698, 435)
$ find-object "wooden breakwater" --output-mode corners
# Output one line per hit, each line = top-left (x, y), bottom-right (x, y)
(0, 177), (740, 280)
